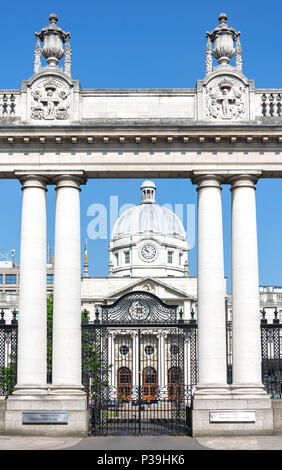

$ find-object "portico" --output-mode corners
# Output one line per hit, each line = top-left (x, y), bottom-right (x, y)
(0, 12), (281, 435)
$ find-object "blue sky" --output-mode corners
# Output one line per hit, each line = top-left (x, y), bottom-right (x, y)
(0, 0), (282, 292)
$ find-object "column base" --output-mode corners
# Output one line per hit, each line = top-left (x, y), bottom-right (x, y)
(194, 383), (230, 398)
(48, 384), (86, 398)
(5, 388), (88, 437)
(192, 392), (273, 437)
(12, 385), (50, 397)
(230, 383), (268, 397)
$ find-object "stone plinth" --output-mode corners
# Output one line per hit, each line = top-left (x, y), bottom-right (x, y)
(5, 393), (88, 437)
(0, 398), (7, 433)
(272, 399), (282, 432)
(192, 395), (273, 436)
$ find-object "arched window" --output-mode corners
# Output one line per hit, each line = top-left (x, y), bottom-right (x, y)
(142, 366), (158, 402)
(117, 367), (132, 402)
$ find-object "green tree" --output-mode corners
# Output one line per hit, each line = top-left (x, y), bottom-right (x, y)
(46, 299), (111, 403)
(47, 294), (53, 376)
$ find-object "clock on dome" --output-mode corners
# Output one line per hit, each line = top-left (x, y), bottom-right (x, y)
(140, 243), (157, 262)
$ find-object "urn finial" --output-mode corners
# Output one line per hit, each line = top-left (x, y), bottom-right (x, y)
(206, 13), (241, 72)
(34, 14), (72, 75)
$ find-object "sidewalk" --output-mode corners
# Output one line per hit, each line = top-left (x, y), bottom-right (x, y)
(0, 435), (281, 450)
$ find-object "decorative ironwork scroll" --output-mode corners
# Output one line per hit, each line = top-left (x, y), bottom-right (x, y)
(101, 291), (177, 324)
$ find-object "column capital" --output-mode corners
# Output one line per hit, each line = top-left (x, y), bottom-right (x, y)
(53, 174), (87, 191)
(228, 173), (260, 190)
(16, 174), (48, 191)
(191, 173), (224, 190)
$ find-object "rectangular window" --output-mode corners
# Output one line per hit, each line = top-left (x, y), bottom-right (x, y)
(279, 310), (282, 323)
(0, 274), (3, 284)
(5, 274), (17, 284)
(124, 251), (130, 264)
(115, 253), (119, 266)
(179, 253), (183, 265)
(5, 289), (17, 295)
(168, 251), (173, 264)
(47, 274), (54, 284)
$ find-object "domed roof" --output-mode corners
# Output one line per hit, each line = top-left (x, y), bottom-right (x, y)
(111, 181), (186, 240)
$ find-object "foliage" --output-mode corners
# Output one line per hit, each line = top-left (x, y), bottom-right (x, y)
(47, 294), (53, 373)
(47, 299), (111, 403)
(81, 310), (112, 405)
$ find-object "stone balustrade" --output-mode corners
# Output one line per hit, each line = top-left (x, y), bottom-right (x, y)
(260, 92), (282, 117)
(0, 94), (17, 118)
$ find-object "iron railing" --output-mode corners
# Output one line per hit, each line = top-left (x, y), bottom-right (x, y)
(0, 309), (18, 397)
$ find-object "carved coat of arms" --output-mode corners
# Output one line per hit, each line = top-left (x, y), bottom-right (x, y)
(31, 79), (71, 120)
(206, 77), (246, 120)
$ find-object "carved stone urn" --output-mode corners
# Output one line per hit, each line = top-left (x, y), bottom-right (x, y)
(207, 13), (239, 65)
(35, 14), (70, 66)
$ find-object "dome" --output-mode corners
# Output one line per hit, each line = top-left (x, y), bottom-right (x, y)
(111, 181), (186, 240)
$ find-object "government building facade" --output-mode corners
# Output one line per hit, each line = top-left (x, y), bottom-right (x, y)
(0, 12), (282, 437)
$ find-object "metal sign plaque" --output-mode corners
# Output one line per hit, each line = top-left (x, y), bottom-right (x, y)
(22, 412), (68, 425)
(209, 410), (256, 423)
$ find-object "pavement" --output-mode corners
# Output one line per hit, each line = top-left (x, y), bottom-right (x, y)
(0, 434), (281, 450)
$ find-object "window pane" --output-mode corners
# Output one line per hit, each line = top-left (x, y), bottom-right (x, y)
(168, 251), (173, 264)
(124, 251), (130, 264)
(5, 274), (17, 284)
(47, 274), (54, 284)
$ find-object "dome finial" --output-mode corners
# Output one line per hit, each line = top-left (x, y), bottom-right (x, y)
(140, 180), (156, 204)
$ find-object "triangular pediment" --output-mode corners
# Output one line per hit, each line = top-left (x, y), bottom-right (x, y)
(107, 276), (194, 301)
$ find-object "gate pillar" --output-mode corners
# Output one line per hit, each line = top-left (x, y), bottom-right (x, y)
(47, 174), (88, 435)
(6, 173), (88, 436)
(192, 173), (273, 436)
(52, 174), (86, 390)
(230, 174), (266, 394)
(13, 174), (48, 393)
(5, 175), (50, 434)
(193, 174), (229, 394)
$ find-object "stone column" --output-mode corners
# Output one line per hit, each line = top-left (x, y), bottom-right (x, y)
(52, 175), (85, 394)
(230, 174), (266, 395)
(15, 175), (48, 395)
(193, 174), (228, 395)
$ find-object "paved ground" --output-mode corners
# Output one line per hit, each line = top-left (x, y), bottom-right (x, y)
(0, 434), (281, 450)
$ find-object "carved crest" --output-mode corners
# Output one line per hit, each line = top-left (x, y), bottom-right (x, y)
(30, 78), (71, 121)
(206, 76), (246, 120)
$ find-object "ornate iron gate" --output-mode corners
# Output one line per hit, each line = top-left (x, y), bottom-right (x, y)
(82, 291), (198, 436)
(0, 309), (18, 397)
(261, 309), (282, 396)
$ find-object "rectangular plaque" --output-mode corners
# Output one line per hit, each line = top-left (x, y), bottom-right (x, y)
(209, 410), (256, 423)
(22, 412), (68, 425)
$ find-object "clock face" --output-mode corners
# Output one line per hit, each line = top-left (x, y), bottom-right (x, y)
(140, 243), (157, 261)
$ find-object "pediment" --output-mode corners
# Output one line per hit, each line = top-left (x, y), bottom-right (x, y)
(107, 276), (194, 301)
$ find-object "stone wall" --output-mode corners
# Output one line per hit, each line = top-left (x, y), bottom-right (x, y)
(0, 399), (6, 432)
(272, 400), (282, 432)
